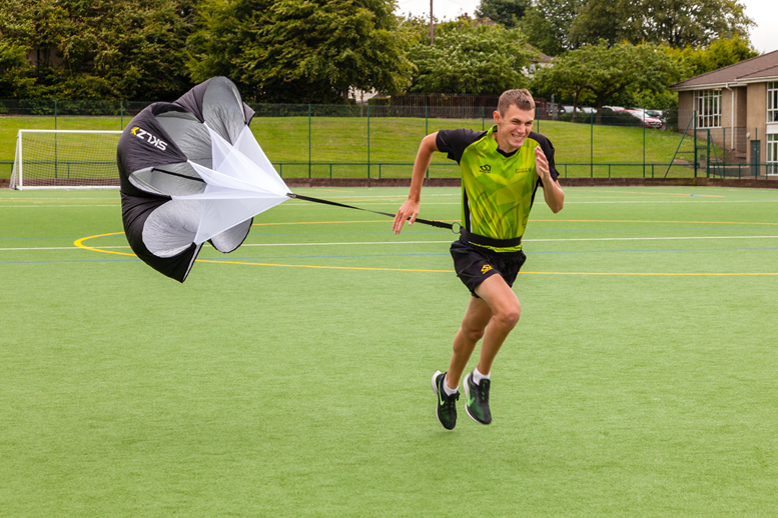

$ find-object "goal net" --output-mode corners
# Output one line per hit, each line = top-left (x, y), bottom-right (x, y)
(10, 130), (123, 189)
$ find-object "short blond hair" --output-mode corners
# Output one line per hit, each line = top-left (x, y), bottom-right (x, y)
(497, 89), (535, 115)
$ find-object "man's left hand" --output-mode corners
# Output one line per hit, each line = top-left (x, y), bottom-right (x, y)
(534, 146), (551, 184)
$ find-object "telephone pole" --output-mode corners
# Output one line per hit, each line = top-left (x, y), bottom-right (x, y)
(429, 0), (434, 45)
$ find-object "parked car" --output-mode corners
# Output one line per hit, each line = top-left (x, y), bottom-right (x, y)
(630, 108), (664, 119)
(624, 109), (663, 129)
(563, 105), (596, 115)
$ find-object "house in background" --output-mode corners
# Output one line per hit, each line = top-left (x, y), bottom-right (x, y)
(670, 50), (778, 174)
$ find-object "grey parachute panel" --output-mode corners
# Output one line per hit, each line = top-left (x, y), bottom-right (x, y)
(210, 220), (253, 253)
(117, 77), (282, 282)
(175, 77), (254, 144)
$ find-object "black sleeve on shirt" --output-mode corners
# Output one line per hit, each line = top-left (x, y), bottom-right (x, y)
(529, 131), (560, 182)
(436, 129), (487, 164)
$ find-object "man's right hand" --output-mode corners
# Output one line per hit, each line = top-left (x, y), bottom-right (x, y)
(393, 198), (419, 234)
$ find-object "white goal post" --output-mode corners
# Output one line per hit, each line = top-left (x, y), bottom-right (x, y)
(10, 129), (123, 190)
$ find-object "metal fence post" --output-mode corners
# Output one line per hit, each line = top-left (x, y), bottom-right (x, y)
(308, 104), (312, 178)
(425, 105), (430, 178)
(722, 127), (726, 178)
(590, 110), (594, 178)
(54, 100), (58, 179)
(754, 128), (762, 180)
(693, 110), (698, 177)
(367, 104), (371, 179)
(643, 115), (646, 178)
(120, 101), (124, 130)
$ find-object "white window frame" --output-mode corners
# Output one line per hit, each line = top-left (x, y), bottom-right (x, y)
(767, 133), (778, 175)
(695, 89), (721, 128)
(768, 82), (778, 124)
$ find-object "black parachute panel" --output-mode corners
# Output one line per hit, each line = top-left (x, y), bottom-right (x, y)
(117, 77), (290, 282)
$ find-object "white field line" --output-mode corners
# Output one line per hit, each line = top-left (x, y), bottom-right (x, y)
(564, 200), (778, 204)
(0, 205), (120, 208)
(282, 200), (778, 206)
(3, 200), (778, 210)
(4, 235), (778, 252)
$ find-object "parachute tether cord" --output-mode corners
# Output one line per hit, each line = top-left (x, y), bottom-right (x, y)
(286, 193), (459, 233)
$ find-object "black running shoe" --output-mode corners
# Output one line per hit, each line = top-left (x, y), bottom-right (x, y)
(431, 370), (459, 430)
(463, 371), (492, 424)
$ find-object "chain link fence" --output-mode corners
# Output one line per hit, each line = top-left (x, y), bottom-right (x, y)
(2, 100), (774, 182)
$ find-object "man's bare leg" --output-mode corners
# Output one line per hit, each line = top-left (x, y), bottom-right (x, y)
(445, 275), (521, 391)
(473, 275), (521, 376)
(445, 296), (492, 390)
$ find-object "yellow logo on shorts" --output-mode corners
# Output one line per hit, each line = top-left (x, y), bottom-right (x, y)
(481, 265), (492, 274)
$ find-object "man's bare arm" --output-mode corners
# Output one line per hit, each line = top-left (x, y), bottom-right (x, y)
(534, 146), (564, 213)
(393, 132), (439, 234)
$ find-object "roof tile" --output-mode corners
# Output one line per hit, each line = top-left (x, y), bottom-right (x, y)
(671, 49), (778, 89)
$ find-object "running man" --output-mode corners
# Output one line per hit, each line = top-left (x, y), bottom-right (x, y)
(393, 89), (564, 430)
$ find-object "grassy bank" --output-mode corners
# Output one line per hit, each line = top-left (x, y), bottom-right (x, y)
(0, 115), (698, 179)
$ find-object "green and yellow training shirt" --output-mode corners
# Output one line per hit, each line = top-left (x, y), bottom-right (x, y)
(436, 125), (560, 252)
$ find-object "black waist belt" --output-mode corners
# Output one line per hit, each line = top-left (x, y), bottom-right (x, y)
(460, 229), (522, 248)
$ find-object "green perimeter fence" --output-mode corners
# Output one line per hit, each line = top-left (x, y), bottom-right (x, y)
(1, 99), (774, 182)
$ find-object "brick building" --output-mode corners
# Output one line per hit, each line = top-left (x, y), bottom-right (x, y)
(670, 50), (778, 171)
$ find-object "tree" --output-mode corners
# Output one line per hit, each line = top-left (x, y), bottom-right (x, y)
(521, 0), (753, 55)
(0, 0), (197, 100)
(0, 42), (37, 98)
(187, 0), (415, 104)
(665, 36), (759, 79)
(531, 54), (590, 120)
(406, 22), (536, 94)
(520, 0), (582, 55)
(567, 0), (624, 47)
(570, 0), (754, 48)
(474, 0), (530, 28)
(534, 41), (682, 122)
(631, 0), (753, 48)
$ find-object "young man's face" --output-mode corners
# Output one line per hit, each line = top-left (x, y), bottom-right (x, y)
(493, 104), (535, 152)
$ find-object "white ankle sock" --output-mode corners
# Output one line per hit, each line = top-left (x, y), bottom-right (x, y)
(473, 367), (490, 384)
(442, 374), (458, 396)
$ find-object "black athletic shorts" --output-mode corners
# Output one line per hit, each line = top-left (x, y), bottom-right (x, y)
(450, 237), (527, 297)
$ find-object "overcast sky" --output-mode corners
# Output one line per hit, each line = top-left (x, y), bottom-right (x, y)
(395, 0), (778, 54)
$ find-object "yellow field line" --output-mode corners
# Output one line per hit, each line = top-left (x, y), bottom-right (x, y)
(521, 271), (778, 276)
(73, 232), (135, 257)
(73, 231), (778, 276)
(252, 220), (389, 226)
(531, 219), (778, 226)
(196, 258), (454, 273)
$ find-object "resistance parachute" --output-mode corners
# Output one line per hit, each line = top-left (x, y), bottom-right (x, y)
(118, 76), (455, 282)
(117, 77), (290, 282)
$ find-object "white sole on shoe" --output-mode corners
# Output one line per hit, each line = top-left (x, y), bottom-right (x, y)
(431, 370), (456, 430)
(463, 371), (490, 424)
(431, 370), (443, 396)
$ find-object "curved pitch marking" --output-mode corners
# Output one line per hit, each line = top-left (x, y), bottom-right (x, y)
(74, 226), (778, 276)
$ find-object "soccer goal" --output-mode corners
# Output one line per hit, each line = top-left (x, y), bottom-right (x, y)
(10, 130), (123, 189)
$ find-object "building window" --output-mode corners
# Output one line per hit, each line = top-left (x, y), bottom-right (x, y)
(695, 89), (721, 128)
(768, 134), (778, 175)
(768, 82), (778, 123)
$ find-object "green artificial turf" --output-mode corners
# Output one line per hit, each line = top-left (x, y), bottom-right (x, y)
(0, 115), (700, 179)
(1, 186), (777, 516)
